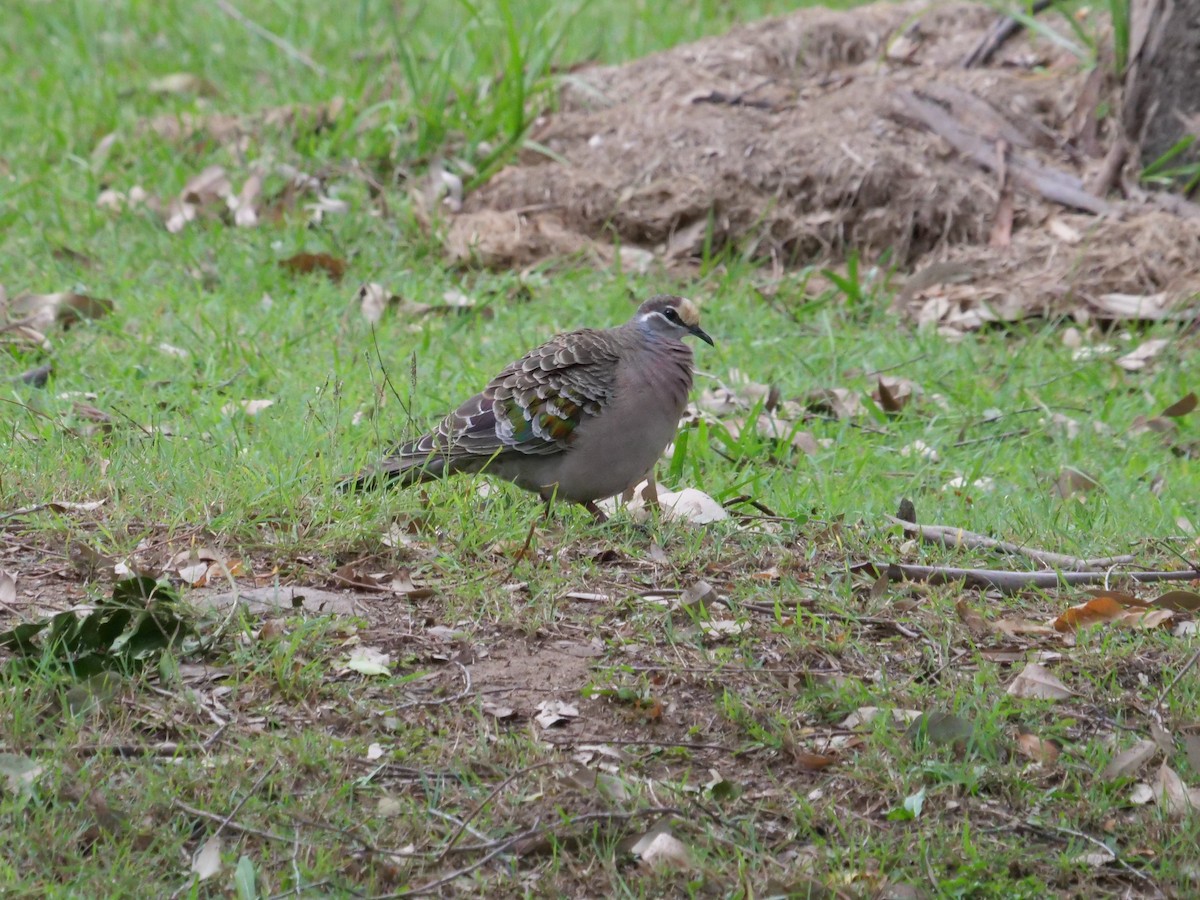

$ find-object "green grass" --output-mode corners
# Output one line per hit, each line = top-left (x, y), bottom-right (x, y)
(3, 0), (1200, 897)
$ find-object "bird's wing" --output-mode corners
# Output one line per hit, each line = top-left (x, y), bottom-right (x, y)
(426, 328), (620, 460)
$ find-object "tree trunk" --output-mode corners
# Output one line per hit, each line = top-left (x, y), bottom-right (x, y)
(1123, 0), (1200, 186)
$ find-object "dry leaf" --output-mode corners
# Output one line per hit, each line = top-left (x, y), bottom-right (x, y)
(1015, 731), (1061, 765)
(805, 387), (864, 419)
(955, 598), (990, 637)
(230, 172), (262, 227)
(279, 252), (346, 282)
(535, 700), (579, 729)
(1155, 763), (1200, 817)
(1116, 338), (1170, 371)
(358, 283), (392, 325)
(1053, 467), (1100, 499)
(1153, 590), (1200, 611)
(1055, 595), (1174, 631)
(147, 72), (217, 96)
(1006, 662), (1073, 700)
(873, 377), (919, 412)
(1101, 739), (1157, 781)
(992, 618), (1056, 637)
(840, 707), (923, 728)
(638, 832), (692, 870)
(10, 292), (113, 331)
(222, 399), (275, 416)
(1161, 393), (1198, 419)
(191, 834), (222, 880)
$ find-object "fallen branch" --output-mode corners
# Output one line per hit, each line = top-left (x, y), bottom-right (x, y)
(864, 562), (1200, 594)
(894, 89), (1114, 214)
(883, 515), (1137, 571)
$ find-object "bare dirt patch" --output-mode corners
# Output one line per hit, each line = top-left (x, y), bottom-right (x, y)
(437, 0), (1200, 326)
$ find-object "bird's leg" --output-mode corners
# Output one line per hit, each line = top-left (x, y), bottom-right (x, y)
(512, 517), (539, 566)
(640, 469), (661, 510)
(583, 500), (609, 523)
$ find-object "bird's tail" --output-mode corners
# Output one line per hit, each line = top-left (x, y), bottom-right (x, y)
(338, 440), (452, 492)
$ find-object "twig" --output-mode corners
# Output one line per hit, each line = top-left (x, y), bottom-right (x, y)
(1028, 820), (1162, 894)
(172, 798), (293, 844)
(212, 760), (279, 841)
(868, 562), (1200, 595)
(540, 736), (740, 753)
(951, 428), (1030, 448)
(393, 661), (472, 711)
(435, 760), (559, 860)
(377, 807), (683, 899)
(1154, 645), (1200, 712)
(961, 0), (1054, 68)
(883, 515), (1137, 571)
(214, 0), (326, 76)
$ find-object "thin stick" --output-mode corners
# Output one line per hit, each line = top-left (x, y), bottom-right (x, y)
(381, 808), (683, 899)
(874, 562), (1200, 595)
(435, 760), (558, 861)
(961, 0), (1054, 68)
(393, 661), (471, 711)
(214, 0), (326, 76)
(1154, 645), (1200, 712)
(172, 798), (292, 845)
(884, 515), (1137, 571)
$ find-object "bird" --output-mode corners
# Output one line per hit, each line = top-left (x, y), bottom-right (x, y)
(345, 294), (714, 519)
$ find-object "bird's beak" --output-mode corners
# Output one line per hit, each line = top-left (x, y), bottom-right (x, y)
(689, 324), (715, 346)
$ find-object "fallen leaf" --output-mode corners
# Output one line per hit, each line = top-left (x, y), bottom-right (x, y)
(147, 72), (217, 96)
(222, 399), (275, 416)
(840, 707), (923, 729)
(10, 292), (113, 331)
(345, 646), (391, 677)
(1053, 467), (1100, 499)
(873, 377), (919, 413)
(1155, 763), (1200, 817)
(1184, 732), (1200, 774)
(1100, 739), (1157, 781)
(535, 700), (579, 729)
(633, 828), (691, 871)
(1006, 662), (1073, 700)
(805, 387), (864, 419)
(0, 752), (43, 797)
(660, 487), (728, 524)
(1055, 595), (1174, 631)
(1015, 731), (1061, 765)
(230, 172), (262, 227)
(166, 165), (233, 232)
(0, 571), (15, 605)
(358, 283), (393, 325)
(1129, 782), (1155, 805)
(279, 252), (346, 282)
(790, 749), (836, 771)
(992, 618), (1056, 637)
(191, 834), (222, 880)
(698, 618), (750, 641)
(1116, 338), (1170, 371)
(1153, 590), (1200, 612)
(955, 598), (990, 637)
(1161, 393), (1198, 419)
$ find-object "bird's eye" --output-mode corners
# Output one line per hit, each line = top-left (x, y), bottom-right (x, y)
(662, 308), (680, 323)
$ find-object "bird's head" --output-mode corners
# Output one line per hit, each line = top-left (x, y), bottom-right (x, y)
(635, 294), (714, 346)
